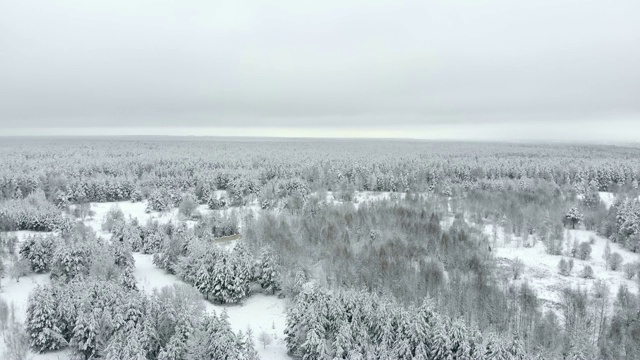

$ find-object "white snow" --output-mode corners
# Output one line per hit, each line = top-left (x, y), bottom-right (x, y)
(133, 253), (290, 360)
(486, 225), (640, 314)
(3, 230), (55, 242)
(87, 202), (291, 360)
(321, 190), (434, 210)
(85, 200), (259, 237)
(0, 252), (71, 359)
(2, 198), (291, 359)
(598, 192), (616, 209)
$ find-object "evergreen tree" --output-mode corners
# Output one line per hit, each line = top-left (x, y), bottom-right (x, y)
(19, 235), (56, 273)
(565, 207), (584, 229)
(430, 320), (452, 360)
(258, 247), (280, 294)
(103, 326), (147, 360)
(26, 285), (65, 352)
(244, 328), (261, 360)
(157, 321), (194, 360)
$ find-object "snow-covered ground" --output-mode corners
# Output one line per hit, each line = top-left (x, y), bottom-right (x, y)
(0, 231), (71, 359)
(323, 190), (432, 209)
(486, 225), (639, 313)
(598, 191), (616, 209)
(1, 198), (289, 359)
(85, 199), (260, 237)
(87, 201), (291, 360)
(86, 201), (187, 238)
(133, 254), (289, 360)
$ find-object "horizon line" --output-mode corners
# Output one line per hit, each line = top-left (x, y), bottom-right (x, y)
(0, 134), (637, 147)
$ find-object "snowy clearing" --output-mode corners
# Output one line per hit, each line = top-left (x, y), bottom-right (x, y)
(486, 225), (640, 313)
(87, 201), (291, 360)
(133, 252), (290, 360)
(0, 245), (70, 360)
(598, 192), (616, 209)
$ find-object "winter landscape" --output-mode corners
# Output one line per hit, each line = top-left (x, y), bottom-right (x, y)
(0, 139), (639, 360)
(2, 0), (640, 359)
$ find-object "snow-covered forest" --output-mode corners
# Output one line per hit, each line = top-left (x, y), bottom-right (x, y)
(1, 138), (640, 360)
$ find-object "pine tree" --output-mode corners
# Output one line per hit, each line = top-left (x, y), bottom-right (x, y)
(158, 321), (194, 360)
(104, 326), (147, 360)
(258, 247), (280, 294)
(185, 313), (242, 360)
(19, 235), (55, 273)
(430, 320), (452, 360)
(26, 285), (65, 352)
(301, 310), (328, 360)
(484, 336), (510, 360)
(565, 207), (583, 229)
(333, 321), (352, 359)
(244, 328), (261, 360)
(233, 241), (256, 282)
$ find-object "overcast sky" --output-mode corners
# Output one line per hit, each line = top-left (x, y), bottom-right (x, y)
(1, 0), (639, 140)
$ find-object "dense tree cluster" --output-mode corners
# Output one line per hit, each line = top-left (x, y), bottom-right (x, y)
(18, 234), (57, 273)
(171, 239), (279, 304)
(601, 198), (640, 252)
(285, 286), (526, 360)
(146, 188), (181, 213)
(123, 213), (279, 303)
(3, 139), (640, 359)
(26, 281), (258, 359)
(2, 139), (639, 205)
(0, 191), (71, 232)
(193, 212), (240, 239)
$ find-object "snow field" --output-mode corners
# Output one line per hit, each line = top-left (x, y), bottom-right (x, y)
(486, 224), (640, 314)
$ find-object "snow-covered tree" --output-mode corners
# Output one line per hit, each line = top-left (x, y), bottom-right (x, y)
(580, 265), (594, 279)
(50, 242), (94, 282)
(26, 285), (65, 352)
(3, 317), (30, 360)
(146, 188), (174, 213)
(178, 193), (198, 218)
(209, 257), (249, 304)
(19, 235), (56, 273)
(257, 247), (280, 294)
(558, 258), (570, 276)
(565, 207), (583, 229)
(103, 326), (147, 360)
(609, 252), (623, 271)
(185, 313), (243, 360)
(577, 242), (592, 260)
(157, 321), (194, 360)
(102, 206), (125, 233)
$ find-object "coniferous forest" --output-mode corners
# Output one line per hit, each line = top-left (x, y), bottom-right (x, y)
(1, 138), (640, 360)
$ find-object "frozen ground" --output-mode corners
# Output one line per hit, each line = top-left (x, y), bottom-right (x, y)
(323, 190), (433, 208)
(85, 199), (260, 237)
(1, 198), (289, 359)
(87, 201), (291, 360)
(0, 231), (70, 360)
(134, 254), (289, 360)
(598, 191), (616, 209)
(485, 225), (639, 313)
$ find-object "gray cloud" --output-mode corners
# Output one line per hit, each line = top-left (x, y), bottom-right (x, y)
(1, 0), (639, 133)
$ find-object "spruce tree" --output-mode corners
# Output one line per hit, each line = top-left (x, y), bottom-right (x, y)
(104, 326), (147, 360)
(26, 285), (65, 352)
